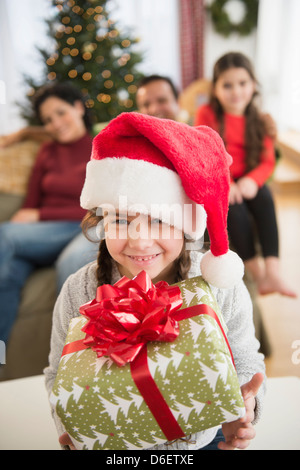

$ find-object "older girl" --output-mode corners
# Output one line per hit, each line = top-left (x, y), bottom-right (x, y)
(195, 52), (296, 298)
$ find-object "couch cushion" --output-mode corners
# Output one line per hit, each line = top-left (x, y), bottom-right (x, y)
(18, 267), (57, 318)
(0, 140), (40, 195)
(0, 193), (24, 222)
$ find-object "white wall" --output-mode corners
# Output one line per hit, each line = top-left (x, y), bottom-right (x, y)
(203, 14), (257, 82)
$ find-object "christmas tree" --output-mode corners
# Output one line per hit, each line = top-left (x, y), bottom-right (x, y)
(21, 0), (144, 124)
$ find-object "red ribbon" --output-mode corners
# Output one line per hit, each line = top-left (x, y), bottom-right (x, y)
(61, 271), (235, 442)
(78, 271), (183, 367)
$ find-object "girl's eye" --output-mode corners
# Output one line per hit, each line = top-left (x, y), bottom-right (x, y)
(151, 218), (162, 224)
(115, 218), (129, 225)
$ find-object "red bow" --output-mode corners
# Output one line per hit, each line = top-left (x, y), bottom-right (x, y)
(79, 271), (183, 367)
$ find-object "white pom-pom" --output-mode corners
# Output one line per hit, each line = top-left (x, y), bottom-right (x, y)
(200, 250), (244, 289)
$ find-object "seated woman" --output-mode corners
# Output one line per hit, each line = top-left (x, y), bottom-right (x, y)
(0, 82), (96, 345)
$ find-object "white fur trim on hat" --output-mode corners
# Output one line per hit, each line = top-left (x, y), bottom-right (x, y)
(200, 250), (244, 289)
(81, 157), (207, 240)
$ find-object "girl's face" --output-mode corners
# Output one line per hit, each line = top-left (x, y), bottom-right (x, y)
(39, 96), (86, 143)
(214, 67), (256, 115)
(104, 212), (184, 284)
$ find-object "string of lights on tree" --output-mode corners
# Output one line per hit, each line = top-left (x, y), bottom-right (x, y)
(20, 0), (144, 124)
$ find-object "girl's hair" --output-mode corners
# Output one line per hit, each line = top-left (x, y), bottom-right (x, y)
(81, 210), (191, 287)
(210, 52), (266, 171)
(32, 82), (93, 131)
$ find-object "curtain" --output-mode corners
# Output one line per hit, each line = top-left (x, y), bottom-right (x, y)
(256, 0), (300, 132)
(179, 0), (205, 90)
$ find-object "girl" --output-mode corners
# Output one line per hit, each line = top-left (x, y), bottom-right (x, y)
(195, 52), (296, 298)
(44, 112), (265, 451)
(0, 83), (95, 345)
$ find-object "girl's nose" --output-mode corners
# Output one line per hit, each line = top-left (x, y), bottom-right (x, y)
(127, 217), (154, 249)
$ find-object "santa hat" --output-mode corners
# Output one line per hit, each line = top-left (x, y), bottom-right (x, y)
(80, 112), (244, 289)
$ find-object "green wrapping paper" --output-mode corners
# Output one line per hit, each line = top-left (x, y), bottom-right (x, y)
(50, 276), (245, 450)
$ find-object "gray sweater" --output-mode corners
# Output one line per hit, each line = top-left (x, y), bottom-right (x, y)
(44, 251), (266, 450)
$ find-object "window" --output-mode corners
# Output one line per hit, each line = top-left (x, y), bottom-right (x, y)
(256, 0), (300, 133)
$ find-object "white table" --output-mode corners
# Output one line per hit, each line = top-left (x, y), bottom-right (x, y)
(0, 375), (60, 450)
(0, 375), (299, 450)
(247, 376), (300, 450)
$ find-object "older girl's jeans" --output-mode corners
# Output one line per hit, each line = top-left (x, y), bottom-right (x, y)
(0, 221), (82, 344)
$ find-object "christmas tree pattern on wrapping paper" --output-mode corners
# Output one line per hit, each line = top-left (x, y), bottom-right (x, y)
(51, 277), (245, 450)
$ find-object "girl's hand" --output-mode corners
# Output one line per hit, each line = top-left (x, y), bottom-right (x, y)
(59, 432), (76, 450)
(10, 208), (40, 223)
(219, 373), (264, 450)
(229, 182), (243, 205)
(237, 177), (259, 200)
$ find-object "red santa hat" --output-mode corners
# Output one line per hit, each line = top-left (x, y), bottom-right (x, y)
(80, 112), (244, 288)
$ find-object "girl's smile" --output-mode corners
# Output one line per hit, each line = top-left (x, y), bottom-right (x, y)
(125, 252), (163, 268)
(104, 212), (184, 283)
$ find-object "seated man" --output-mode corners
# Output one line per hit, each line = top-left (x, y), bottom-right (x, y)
(136, 74), (180, 121)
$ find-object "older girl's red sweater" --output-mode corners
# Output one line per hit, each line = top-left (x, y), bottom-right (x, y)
(194, 104), (275, 186)
(22, 133), (92, 221)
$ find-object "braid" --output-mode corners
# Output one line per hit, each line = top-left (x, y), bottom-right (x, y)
(173, 243), (191, 282)
(96, 239), (113, 287)
(81, 210), (113, 287)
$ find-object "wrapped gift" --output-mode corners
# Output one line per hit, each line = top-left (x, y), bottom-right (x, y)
(50, 272), (245, 450)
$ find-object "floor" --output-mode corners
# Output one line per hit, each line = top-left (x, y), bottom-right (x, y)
(258, 183), (300, 378)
